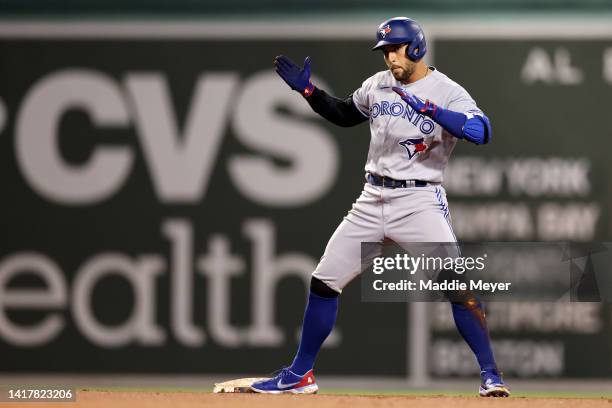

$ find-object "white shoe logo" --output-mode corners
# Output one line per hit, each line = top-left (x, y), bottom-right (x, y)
(277, 379), (300, 389)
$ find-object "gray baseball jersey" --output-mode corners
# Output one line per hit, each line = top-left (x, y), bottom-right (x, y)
(312, 67), (476, 292)
(352, 68), (481, 183)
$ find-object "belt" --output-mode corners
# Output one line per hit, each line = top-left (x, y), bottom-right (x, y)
(366, 173), (428, 188)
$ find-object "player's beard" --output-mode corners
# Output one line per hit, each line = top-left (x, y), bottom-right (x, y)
(390, 64), (415, 82)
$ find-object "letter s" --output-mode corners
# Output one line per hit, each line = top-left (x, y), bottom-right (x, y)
(229, 70), (339, 207)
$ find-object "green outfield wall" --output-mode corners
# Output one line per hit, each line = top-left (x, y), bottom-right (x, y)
(0, 20), (611, 379)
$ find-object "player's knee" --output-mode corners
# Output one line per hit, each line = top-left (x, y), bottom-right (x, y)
(310, 276), (340, 298)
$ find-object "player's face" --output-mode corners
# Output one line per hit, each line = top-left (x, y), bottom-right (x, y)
(382, 43), (416, 83)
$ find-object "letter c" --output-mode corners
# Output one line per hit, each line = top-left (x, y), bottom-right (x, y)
(16, 70), (133, 205)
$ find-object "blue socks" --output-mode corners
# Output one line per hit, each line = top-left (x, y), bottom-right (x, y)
(451, 299), (498, 373)
(289, 290), (497, 376)
(290, 291), (339, 376)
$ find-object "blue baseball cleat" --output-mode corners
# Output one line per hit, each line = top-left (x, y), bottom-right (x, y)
(250, 368), (318, 394)
(479, 369), (510, 397)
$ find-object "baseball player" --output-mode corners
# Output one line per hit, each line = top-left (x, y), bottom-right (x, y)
(251, 17), (510, 397)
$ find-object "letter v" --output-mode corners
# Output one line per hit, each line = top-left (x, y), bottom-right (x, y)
(125, 73), (239, 203)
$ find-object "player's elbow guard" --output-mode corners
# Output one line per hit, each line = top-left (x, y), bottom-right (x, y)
(461, 113), (492, 145)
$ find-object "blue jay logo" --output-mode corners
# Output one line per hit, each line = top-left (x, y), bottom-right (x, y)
(399, 138), (427, 159)
(379, 25), (392, 38)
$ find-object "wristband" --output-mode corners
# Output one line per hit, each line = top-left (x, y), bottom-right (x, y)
(302, 82), (315, 98)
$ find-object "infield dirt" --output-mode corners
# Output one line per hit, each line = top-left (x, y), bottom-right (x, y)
(3, 391), (612, 408)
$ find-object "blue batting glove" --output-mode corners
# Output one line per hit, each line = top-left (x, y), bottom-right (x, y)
(274, 55), (315, 97)
(392, 86), (437, 118)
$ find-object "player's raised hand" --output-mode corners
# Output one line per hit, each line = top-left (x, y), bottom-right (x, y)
(274, 55), (315, 97)
(392, 86), (437, 118)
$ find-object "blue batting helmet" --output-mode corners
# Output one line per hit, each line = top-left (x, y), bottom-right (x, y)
(372, 17), (427, 62)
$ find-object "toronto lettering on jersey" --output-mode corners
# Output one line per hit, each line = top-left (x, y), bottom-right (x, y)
(369, 100), (435, 134)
